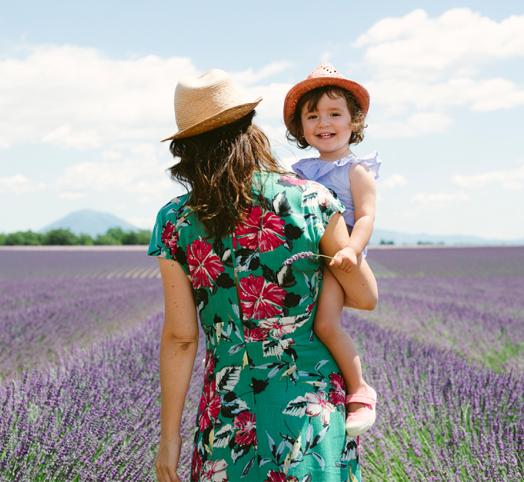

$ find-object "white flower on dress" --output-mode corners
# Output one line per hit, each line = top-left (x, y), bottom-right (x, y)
(305, 391), (336, 425)
(201, 459), (228, 482)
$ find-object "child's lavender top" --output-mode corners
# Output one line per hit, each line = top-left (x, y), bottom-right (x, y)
(292, 151), (381, 227)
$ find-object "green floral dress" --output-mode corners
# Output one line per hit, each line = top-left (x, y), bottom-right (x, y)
(148, 171), (361, 482)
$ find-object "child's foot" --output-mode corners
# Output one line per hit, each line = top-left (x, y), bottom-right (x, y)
(345, 384), (377, 437)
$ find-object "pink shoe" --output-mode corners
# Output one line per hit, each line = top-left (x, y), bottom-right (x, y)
(345, 385), (377, 437)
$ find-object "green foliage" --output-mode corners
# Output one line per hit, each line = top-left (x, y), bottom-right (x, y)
(3, 230), (44, 245)
(43, 229), (79, 245)
(0, 227), (152, 246)
(77, 234), (95, 246)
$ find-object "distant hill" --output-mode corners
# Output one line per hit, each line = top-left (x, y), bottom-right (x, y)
(40, 209), (140, 237)
(371, 228), (523, 246)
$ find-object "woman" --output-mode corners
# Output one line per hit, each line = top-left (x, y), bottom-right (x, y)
(148, 69), (377, 482)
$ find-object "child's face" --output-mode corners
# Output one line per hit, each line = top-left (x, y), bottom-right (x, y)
(300, 93), (352, 161)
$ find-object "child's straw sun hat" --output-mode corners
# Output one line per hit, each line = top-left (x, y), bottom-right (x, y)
(283, 64), (370, 132)
(162, 69), (262, 142)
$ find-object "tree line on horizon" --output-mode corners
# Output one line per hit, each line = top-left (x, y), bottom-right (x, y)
(0, 227), (151, 246)
(0, 227), (422, 247)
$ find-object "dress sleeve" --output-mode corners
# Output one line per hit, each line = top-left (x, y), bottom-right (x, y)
(302, 181), (346, 248)
(354, 151), (381, 180)
(147, 202), (177, 260)
(291, 159), (309, 180)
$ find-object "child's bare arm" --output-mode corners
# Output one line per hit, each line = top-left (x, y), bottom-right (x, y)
(348, 164), (377, 255)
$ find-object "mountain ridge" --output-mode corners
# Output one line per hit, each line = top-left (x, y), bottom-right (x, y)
(40, 209), (140, 237)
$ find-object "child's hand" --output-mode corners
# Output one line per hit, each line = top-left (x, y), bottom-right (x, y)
(329, 246), (359, 273)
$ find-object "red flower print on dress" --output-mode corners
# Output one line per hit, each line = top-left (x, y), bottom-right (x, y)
(191, 445), (203, 482)
(235, 206), (285, 252)
(305, 391), (336, 425)
(200, 459), (228, 482)
(329, 373), (346, 407)
(198, 380), (221, 431)
(204, 351), (216, 381)
(259, 317), (302, 338)
(161, 220), (178, 258)
(280, 174), (307, 186)
(239, 275), (286, 320)
(244, 327), (269, 342)
(233, 411), (257, 447)
(265, 471), (298, 482)
(186, 239), (224, 289)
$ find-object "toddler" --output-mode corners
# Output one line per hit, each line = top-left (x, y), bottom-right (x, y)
(283, 64), (380, 436)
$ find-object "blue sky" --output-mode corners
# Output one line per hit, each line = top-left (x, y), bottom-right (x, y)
(1, 1), (523, 239)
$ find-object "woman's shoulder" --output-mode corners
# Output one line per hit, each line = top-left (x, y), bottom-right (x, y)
(147, 192), (193, 260)
(261, 170), (333, 193)
(155, 192), (191, 220)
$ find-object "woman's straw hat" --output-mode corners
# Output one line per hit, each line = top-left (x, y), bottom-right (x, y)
(283, 64), (370, 132)
(162, 69), (262, 141)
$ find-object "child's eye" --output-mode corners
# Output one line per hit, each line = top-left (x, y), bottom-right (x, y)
(306, 114), (318, 120)
(331, 112), (341, 117)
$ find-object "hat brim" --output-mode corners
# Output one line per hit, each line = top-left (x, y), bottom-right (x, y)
(161, 98), (262, 142)
(283, 77), (369, 131)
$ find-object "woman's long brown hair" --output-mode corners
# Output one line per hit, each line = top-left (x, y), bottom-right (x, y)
(168, 111), (283, 238)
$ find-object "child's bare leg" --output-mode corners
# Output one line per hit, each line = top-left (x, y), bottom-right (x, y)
(314, 268), (370, 403)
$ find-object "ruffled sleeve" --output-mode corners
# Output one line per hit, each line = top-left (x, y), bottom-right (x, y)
(292, 158), (316, 180)
(292, 157), (340, 181)
(353, 151), (381, 180)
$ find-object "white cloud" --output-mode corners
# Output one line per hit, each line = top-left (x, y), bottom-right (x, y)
(355, 9), (524, 136)
(247, 82), (292, 121)
(452, 163), (524, 191)
(412, 191), (470, 207)
(233, 62), (292, 85)
(381, 174), (407, 189)
(366, 77), (524, 115)
(0, 175), (45, 194)
(58, 191), (86, 200)
(55, 142), (185, 204)
(42, 125), (102, 149)
(0, 46), (291, 150)
(0, 46), (199, 148)
(356, 9), (524, 77)
(127, 215), (158, 230)
(101, 149), (123, 161)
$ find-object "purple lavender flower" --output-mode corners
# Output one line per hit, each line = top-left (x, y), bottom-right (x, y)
(283, 250), (333, 265)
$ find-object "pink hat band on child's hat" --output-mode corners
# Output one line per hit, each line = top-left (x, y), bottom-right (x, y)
(283, 64), (370, 132)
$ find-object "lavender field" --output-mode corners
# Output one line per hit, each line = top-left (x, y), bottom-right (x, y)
(1, 246), (522, 481)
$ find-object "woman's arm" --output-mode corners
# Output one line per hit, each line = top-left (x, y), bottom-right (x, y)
(347, 163), (377, 256)
(155, 257), (199, 482)
(320, 212), (378, 310)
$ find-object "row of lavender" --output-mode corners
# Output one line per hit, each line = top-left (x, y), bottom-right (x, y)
(2, 308), (521, 480)
(1, 247), (523, 480)
(0, 277), (162, 382)
(368, 247), (524, 373)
